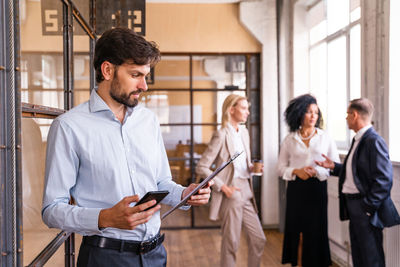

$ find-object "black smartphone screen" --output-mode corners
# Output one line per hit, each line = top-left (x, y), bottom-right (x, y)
(134, 190), (169, 211)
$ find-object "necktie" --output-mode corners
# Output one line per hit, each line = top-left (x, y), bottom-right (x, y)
(343, 137), (355, 167)
(348, 137), (356, 153)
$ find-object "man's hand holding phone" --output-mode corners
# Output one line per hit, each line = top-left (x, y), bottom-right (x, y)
(98, 191), (169, 230)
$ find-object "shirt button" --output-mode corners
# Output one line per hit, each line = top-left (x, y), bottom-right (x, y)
(131, 170), (135, 174)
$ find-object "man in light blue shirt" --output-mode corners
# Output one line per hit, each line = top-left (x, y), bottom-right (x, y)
(42, 28), (212, 267)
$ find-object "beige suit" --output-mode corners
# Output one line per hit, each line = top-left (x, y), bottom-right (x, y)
(196, 126), (266, 267)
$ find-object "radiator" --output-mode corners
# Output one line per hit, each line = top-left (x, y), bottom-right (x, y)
(385, 225), (400, 267)
(386, 167), (400, 267)
(327, 178), (351, 267)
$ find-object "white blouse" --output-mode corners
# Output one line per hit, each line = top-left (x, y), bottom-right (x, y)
(278, 128), (339, 181)
(227, 123), (251, 179)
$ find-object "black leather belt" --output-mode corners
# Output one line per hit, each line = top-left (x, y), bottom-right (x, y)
(83, 233), (165, 254)
(344, 193), (363, 200)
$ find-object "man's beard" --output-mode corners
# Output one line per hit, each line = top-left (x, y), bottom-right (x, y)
(109, 75), (143, 108)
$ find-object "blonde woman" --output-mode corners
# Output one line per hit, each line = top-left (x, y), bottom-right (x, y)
(196, 94), (266, 267)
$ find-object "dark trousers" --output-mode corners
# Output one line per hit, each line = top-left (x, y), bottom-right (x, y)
(282, 178), (331, 267)
(77, 240), (167, 267)
(346, 197), (385, 267)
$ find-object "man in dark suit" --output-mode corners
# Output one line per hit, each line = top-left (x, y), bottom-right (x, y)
(316, 98), (400, 267)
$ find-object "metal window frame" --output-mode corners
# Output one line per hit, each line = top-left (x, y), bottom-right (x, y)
(25, 1), (97, 266)
(152, 53), (261, 230)
(1, 0), (22, 266)
(0, 0), (95, 266)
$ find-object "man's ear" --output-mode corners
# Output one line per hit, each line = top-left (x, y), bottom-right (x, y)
(353, 110), (359, 121)
(101, 61), (114, 81)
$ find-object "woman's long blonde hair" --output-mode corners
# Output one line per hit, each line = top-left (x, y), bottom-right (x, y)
(221, 94), (247, 128)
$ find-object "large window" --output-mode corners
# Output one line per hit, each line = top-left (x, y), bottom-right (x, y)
(308, 0), (361, 149)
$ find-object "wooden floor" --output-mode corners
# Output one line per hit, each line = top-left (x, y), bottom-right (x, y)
(24, 228), (340, 266)
(163, 229), (340, 267)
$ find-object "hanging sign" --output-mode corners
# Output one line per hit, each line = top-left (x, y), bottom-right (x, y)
(41, 0), (145, 36)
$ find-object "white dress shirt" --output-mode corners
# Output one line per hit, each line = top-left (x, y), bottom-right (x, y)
(278, 128), (339, 181)
(42, 90), (187, 241)
(342, 124), (372, 194)
(228, 123), (250, 179)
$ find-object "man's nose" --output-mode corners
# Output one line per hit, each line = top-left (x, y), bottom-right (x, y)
(138, 77), (148, 91)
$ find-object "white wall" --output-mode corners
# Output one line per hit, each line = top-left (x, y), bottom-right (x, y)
(239, 0), (280, 226)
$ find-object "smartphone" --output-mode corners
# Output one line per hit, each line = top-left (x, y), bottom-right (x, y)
(134, 190), (169, 211)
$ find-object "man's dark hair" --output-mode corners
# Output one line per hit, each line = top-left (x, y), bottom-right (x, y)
(94, 28), (161, 83)
(284, 94), (323, 132)
(349, 98), (374, 121)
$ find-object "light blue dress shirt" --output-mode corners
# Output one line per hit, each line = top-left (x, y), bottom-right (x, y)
(42, 90), (186, 241)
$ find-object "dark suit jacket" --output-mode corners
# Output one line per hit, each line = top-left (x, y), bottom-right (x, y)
(332, 127), (400, 228)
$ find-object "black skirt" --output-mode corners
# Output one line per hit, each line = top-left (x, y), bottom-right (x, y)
(282, 177), (331, 267)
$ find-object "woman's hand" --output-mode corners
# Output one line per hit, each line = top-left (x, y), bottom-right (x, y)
(293, 166), (316, 180)
(250, 162), (264, 173)
(221, 184), (241, 198)
(304, 166), (317, 177)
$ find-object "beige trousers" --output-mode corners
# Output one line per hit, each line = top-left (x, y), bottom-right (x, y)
(219, 178), (266, 267)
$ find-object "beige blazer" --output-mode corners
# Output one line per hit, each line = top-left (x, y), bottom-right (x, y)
(195, 126), (258, 221)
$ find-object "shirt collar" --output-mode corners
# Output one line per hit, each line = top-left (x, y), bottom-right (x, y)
(354, 124), (372, 141)
(89, 89), (134, 117)
(227, 123), (242, 134)
(89, 89), (111, 113)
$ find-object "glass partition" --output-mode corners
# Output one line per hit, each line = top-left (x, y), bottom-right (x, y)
(148, 55), (190, 89)
(21, 118), (65, 265)
(141, 91), (191, 124)
(73, 17), (91, 106)
(192, 125), (220, 228)
(19, 0), (93, 265)
(151, 54), (260, 229)
(20, 0), (64, 109)
(192, 55), (246, 89)
(192, 90), (245, 124)
(160, 204), (191, 228)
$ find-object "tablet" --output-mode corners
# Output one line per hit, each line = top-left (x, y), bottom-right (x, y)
(161, 151), (243, 220)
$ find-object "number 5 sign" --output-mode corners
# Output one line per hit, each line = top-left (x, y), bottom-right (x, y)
(41, 0), (146, 36)
(41, 0), (63, 35)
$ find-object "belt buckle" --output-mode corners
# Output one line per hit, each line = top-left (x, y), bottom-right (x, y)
(139, 236), (158, 254)
(139, 241), (146, 254)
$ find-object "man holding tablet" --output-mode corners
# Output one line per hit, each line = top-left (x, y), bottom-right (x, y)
(42, 28), (212, 267)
